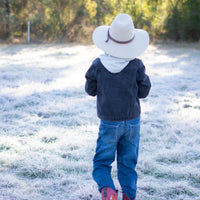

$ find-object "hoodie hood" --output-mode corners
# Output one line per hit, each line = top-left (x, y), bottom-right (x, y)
(99, 53), (132, 73)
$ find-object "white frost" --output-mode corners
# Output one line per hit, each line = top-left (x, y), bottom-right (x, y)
(0, 44), (200, 200)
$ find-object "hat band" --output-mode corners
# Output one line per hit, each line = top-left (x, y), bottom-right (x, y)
(105, 28), (135, 44)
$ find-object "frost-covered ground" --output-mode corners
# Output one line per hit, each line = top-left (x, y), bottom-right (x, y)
(0, 43), (200, 200)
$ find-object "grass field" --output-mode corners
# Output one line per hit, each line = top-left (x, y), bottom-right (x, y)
(0, 43), (200, 200)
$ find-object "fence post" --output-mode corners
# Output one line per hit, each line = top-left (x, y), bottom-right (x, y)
(27, 21), (30, 44)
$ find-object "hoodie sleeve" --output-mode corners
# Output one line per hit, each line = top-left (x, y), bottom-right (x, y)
(136, 60), (151, 99)
(85, 60), (98, 96)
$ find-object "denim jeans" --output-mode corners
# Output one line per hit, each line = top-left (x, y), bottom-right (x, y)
(92, 116), (140, 200)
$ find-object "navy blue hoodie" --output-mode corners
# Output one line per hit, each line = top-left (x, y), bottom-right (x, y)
(85, 58), (151, 121)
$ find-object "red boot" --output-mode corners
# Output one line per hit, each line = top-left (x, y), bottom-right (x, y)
(122, 193), (136, 200)
(101, 187), (118, 200)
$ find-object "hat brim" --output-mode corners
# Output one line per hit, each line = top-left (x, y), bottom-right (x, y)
(92, 25), (149, 59)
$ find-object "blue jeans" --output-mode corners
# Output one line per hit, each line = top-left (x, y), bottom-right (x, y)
(92, 117), (140, 200)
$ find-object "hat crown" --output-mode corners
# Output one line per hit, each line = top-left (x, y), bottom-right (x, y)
(109, 13), (135, 42)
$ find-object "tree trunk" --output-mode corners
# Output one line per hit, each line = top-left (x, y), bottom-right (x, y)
(5, 0), (10, 38)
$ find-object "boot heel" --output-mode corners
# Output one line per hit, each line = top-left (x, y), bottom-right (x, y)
(101, 187), (118, 200)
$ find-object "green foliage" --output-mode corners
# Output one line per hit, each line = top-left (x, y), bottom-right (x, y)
(0, 0), (199, 42)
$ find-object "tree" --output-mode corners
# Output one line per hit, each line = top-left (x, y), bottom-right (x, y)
(5, 0), (10, 38)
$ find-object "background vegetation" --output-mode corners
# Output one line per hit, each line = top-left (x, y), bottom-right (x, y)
(0, 0), (200, 43)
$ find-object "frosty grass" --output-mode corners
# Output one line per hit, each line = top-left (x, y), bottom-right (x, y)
(0, 44), (200, 200)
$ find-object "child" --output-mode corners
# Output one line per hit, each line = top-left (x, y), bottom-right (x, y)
(85, 13), (151, 200)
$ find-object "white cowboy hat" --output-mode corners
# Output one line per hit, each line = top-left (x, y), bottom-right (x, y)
(92, 13), (149, 60)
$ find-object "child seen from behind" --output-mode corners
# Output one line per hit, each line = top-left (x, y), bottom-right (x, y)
(85, 13), (151, 200)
